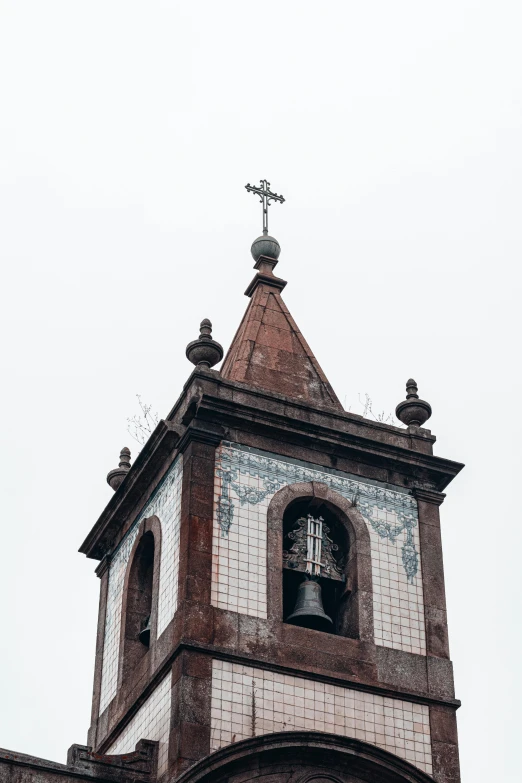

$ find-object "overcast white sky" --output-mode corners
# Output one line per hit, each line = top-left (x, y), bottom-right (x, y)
(1, 2), (520, 781)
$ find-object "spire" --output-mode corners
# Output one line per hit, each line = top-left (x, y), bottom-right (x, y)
(221, 253), (343, 410)
(222, 180), (341, 409)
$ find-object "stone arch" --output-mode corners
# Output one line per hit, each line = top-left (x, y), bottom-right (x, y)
(174, 731), (434, 783)
(266, 482), (373, 642)
(118, 515), (162, 688)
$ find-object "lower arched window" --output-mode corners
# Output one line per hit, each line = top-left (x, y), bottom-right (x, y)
(121, 530), (155, 677)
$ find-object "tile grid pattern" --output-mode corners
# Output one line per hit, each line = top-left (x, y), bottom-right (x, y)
(156, 459), (183, 635)
(99, 524), (140, 714)
(212, 468), (268, 618)
(371, 517), (425, 655)
(211, 443), (425, 655)
(210, 660), (432, 776)
(99, 456), (183, 715)
(107, 673), (171, 776)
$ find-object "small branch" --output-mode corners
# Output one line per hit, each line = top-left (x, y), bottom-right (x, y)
(127, 395), (159, 446)
(355, 392), (397, 426)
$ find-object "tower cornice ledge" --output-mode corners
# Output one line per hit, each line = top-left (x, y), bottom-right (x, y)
(171, 370), (463, 489)
(79, 419), (184, 560)
(81, 369), (463, 561)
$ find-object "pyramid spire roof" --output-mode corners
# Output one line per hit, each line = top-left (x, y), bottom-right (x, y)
(220, 254), (343, 411)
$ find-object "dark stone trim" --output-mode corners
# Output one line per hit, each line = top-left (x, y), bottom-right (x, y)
(89, 567), (110, 740)
(189, 644), (460, 710)
(244, 271), (287, 297)
(170, 370), (438, 446)
(413, 489), (446, 506)
(193, 393), (458, 487)
(67, 740), (158, 781)
(0, 740), (158, 783)
(177, 421), (225, 454)
(81, 371), (463, 561)
(96, 636), (459, 754)
(95, 555), (111, 579)
(80, 421), (182, 560)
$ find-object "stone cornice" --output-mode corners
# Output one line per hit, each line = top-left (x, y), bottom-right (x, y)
(79, 420), (183, 560)
(95, 636), (460, 756)
(244, 271), (287, 297)
(413, 487), (447, 506)
(0, 741), (158, 783)
(80, 369), (463, 561)
(95, 553), (111, 578)
(170, 368), (438, 446)
(178, 375), (463, 489)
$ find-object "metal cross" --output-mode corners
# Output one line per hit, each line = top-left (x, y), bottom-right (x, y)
(245, 179), (285, 235)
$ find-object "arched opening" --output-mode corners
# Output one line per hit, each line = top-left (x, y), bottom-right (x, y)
(122, 530), (155, 676)
(267, 482), (374, 643)
(173, 731), (436, 783)
(283, 498), (348, 634)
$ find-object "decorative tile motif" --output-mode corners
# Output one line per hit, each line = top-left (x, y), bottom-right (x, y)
(212, 443), (426, 655)
(216, 443), (418, 581)
(210, 660), (432, 776)
(99, 456), (183, 715)
(212, 456), (268, 619)
(107, 673), (171, 776)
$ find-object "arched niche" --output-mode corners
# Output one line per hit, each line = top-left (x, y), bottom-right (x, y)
(118, 515), (162, 687)
(266, 482), (374, 643)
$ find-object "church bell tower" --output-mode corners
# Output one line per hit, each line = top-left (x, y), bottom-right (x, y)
(80, 183), (464, 783)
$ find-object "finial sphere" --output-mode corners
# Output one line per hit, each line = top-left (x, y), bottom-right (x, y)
(251, 234), (281, 262)
(107, 447), (132, 491)
(186, 318), (223, 369)
(395, 379), (432, 427)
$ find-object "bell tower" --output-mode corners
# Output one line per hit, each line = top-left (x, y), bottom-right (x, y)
(80, 186), (464, 783)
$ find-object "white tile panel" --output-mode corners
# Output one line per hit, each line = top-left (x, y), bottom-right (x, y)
(212, 443), (425, 655)
(107, 673), (171, 776)
(211, 660), (432, 776)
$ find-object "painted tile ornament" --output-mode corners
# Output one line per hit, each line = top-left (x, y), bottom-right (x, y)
(213, 442), (426, 654)
(216, 442), (419, 582)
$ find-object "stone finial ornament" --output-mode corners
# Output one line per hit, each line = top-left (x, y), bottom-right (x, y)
(395, 379), (432, 427)
(107, 447), (131, 491)
(186, 319), (224, 369)
(251, 234), (281, 263)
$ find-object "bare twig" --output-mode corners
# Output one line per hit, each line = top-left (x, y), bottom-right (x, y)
(357, 392), (396, 425)
(127, 394), (159, 446)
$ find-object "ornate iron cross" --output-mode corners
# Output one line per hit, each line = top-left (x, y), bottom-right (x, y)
(283, 514), (343, 581)
(245, 179), (285, 235)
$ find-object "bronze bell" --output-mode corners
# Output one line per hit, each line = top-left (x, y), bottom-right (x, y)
(138, 615), (151, 647)
(287, 578), (333, 633)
